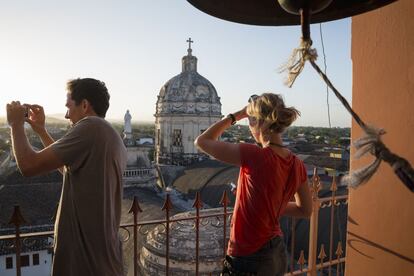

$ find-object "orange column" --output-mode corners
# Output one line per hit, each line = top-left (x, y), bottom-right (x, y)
(346, 0), (414, 275)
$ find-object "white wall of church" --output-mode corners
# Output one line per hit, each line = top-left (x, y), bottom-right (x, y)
(156, 115), (221, 155)
(0, 250), (52, 276)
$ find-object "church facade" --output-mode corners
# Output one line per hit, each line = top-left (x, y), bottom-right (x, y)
(155, 40), (222, 165)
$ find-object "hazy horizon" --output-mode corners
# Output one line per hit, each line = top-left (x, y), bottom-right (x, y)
(0, 115), (351, 129)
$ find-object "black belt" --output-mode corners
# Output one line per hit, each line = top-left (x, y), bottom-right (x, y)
(262, 236), (282, 250)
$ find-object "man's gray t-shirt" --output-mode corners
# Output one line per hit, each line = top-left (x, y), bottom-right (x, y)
(50, 116), (127, 276)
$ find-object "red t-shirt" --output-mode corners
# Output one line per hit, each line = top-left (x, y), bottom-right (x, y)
(227, 143), (307, 256)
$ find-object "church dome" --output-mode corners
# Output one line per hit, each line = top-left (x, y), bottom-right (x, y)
(139, 207), (231, 275)
(155, 41), (221, 116)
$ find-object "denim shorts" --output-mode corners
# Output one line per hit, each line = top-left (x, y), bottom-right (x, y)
(229, 236), (287, 276)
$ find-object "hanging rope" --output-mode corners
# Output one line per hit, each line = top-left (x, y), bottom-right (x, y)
(319, 23), (332, 128)
(280, 36), (414, 192)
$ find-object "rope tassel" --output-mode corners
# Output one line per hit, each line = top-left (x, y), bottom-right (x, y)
(341, 126), (384, 188)
(279, 39), (317, 87)
(342, 158), (382, 188)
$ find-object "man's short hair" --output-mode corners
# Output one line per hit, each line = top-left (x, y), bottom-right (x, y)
(67, 78), (110, 118)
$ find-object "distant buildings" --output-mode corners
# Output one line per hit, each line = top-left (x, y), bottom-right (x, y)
(136, 137), (154, 145)
(120, 110), (158, 189)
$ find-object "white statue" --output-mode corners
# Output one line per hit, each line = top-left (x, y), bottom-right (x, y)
(124, 110), (132, 134)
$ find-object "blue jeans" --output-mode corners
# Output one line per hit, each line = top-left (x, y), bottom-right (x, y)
(229, 236), (287, 276)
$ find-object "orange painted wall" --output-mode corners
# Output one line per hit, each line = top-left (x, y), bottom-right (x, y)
(346, 0), (414, 275)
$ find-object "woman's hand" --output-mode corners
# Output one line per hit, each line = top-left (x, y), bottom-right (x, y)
(194, 106), (248, 167)
(233, 106), (248, 121)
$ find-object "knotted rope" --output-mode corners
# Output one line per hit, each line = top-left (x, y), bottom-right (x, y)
(280, 38), (414, 192)
(279, 39), (317, 87)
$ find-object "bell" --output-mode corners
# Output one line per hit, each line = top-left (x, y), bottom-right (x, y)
(278, 0), (333, 15)
(187, 0), (397, 26)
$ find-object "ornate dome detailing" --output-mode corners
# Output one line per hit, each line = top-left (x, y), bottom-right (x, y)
(155, 40), (221, 116)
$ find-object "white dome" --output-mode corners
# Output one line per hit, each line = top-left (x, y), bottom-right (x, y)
(155, 48), (221, 116)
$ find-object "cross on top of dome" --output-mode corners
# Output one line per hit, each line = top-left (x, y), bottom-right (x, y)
(187, 37), (193, 49)
(186, 37), (194, 55)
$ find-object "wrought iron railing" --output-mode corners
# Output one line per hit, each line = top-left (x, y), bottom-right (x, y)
(0, 168), (348, 276)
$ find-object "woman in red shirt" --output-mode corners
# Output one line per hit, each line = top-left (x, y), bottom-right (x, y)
(195, 93), (312, 275)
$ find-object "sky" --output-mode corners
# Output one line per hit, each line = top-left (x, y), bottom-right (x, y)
(0, 1), (352, 127)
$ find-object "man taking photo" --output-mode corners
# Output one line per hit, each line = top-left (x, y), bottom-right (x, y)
(6, 78), (127, 276)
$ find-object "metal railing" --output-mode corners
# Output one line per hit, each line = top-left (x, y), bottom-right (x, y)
(292, 169), (347, 276)
(0, 168), (348, 276)
(123, 168), (154, 178)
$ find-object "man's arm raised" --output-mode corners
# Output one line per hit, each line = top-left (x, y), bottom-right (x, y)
(10, 125), (64, 177)
(8, 102), (64, 177)
(25, 104), (55, 148)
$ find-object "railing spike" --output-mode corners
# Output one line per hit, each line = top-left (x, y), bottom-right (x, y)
(162, 193), (173, 211)
(193, 191), (202, 275)
(220, 190), (230, 207)
(289, 217), (296, 274)
(330, 173), (338, 192)
(318, 244), (327, 261)
(192, 191), (203, 209)
(221, 190), (230, 258)
(128, 197), (141, 276)
(162, 193), (172, 276)
(335, 241), (343, 257)
(336, 242), (344, 276)
(128, 196), (143, 214)
(298, 250), (306, 271)
(311, 167), (321, 199)
(8, 205), (26, 226)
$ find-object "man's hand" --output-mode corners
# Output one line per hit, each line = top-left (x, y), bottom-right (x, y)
(6, 101), (26, 128)
(25, 104), (46, 134)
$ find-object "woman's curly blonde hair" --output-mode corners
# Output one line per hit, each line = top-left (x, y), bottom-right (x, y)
(246, 93), (300, 133)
